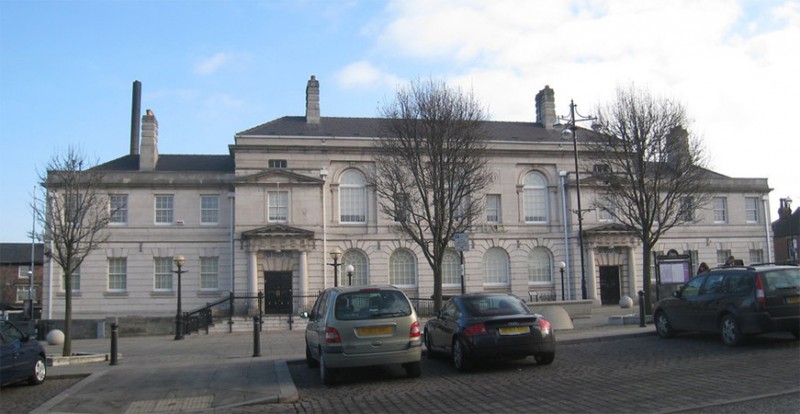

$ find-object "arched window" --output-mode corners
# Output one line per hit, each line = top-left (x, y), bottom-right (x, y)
(483, 247), (509, 285)
(523, 172), (548, 223)
(340, 170), (367, 223)
(442, 249), (461, 286)
(342, 250), (369, 286)
(389, 249), (417, 287)
(528, 248), (553, 284)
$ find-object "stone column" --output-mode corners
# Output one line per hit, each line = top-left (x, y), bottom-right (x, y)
(248, 250), (259, 315)
(299, 250), (308, 308)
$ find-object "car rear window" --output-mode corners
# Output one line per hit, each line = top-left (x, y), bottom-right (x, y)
(462, 296), (529, 316)
(334, 290), (412, 320)
(763, 269), (800, 294)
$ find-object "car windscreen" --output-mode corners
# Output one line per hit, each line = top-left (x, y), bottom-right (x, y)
(335, 290), (412, 320)
(763, 269), (800, 294)
(462, 296), (529, 317)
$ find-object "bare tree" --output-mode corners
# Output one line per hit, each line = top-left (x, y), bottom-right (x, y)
(368, 79), (492, 312)
(36, 146), (112, 356)
(587, 85), (712, 313)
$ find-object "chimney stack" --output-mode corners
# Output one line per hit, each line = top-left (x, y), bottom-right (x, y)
(130, 80), (142, 155)
(667, 126), (691, 168)
(139, 109), (158, 171)
(536, 85), (556, 129)
(306, 75), (320, 125)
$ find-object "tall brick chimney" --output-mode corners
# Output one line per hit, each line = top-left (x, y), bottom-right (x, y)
(536, 85), (556, 129)
(306, 75), (320, 125)
(139, 109), (158, 171)
(130, 80), (142, 155)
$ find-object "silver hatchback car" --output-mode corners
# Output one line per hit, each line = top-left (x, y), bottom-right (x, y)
(301, 285), (423, 385)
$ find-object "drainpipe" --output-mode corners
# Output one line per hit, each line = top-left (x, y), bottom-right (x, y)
(560, 170), (572, 299)
(762, 195), (774, 263)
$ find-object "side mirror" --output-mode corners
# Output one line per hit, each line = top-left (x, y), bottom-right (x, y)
(299, 311), (310, 319)
(672, 290), (682, 298)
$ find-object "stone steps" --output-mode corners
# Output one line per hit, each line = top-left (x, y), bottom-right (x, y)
(200, 315), (307, 334)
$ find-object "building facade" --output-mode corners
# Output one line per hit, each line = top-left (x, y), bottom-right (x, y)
(42, 77), (773, 323)
(1, 243), (44, 318)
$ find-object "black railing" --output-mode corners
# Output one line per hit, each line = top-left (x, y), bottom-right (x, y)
(181, 291), (265, 336)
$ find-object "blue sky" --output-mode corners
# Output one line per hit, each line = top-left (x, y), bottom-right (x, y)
(1, 0), (798, 242)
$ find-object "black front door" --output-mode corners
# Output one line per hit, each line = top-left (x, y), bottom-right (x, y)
(264, 271), (292, 314)
(599, 266), (621, 305)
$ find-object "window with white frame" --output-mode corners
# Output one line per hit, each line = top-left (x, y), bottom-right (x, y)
(716, 250), (731, 266)
(268, 159), (287, 168)
(200, 257), (219, 290)
(749, 249), (763, 264)
(393, 193), (410, 223)
(18, 266), (31, 279)
(442, 249), (461, 286)
(154, 257), (173, 291)
(483, 247), (510, 285)
(486, 194), (501, 223)
(681, 196), (695, 222)
(16, 286), (32, 303)
(528, 248), (553, 284)
(598, 206), (614, 222)
(523, 172), (548, 223)
(155, 195), (174, 224)
(713, 197), (727, 223)
(340, 170), (367, 223)
(110, 194), (128, 224)
(201, 195), (219, 224)
(108, 257), (127, 291)
(342, 250), (369, 286)
(268, 191), (289, 222)
(389, 249), (417, 286)
(745, 197), (759, 223)
(61, 265), (80, 291)
(64, 193), (85, 226)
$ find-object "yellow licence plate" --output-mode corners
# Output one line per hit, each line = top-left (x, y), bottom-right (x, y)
(356, 326), (393, 336)
(498, 326), (530, 336)
(787, 296), (800, 305)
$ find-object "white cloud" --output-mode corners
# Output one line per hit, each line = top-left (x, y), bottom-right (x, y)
(335, 60), (403, 89)
(194, 52), (234, 75)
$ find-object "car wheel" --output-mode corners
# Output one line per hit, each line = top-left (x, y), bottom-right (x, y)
(654, 311), (675, 338)
(534, 352), (555, 365)
(28, 356), (46, 385)
(452, 338), (471, 372)
(404, 361), (422, 378)
(720, 314), (744, 346)
(320, 351), (335, 385)
(306, 342), (319, 368)
(424, 329), (436, 359)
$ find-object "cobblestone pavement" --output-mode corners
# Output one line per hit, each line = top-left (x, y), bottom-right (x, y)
(0, 377), (84, 414)
(231, 333), (800, 414)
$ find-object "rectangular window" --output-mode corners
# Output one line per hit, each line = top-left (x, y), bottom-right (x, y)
(16, 286), (32, 303)
(201, 195), (219, 224)
(18, 265), (31, 279)
(61, 266), (80, 291)
(64, 193), (85, 226)
(154, 257), (173, 291)
(598, 206), (614, 222)
(749, 249), (763, 264)
(200, 257), (219, 290)
(486, 194), (501, 223)
(155, 195), (174, 224)
(745, 197), (759, 223)
(681, 197), (695, 222)
(393, 193), (410, 223)
(268, 191), (289, 222)
(713, 197), (728, 223)
(110, 194), (128, 224)
(268, 159), (287, 168)
(716, 250), (731, 266)
(108, 258), (127, 291)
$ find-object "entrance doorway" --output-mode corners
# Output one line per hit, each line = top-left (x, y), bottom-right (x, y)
(264, 271), (292, 314)
(599, 266), (621, 305)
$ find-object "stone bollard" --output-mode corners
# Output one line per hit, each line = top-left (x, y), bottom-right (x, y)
(252, 315), (261, 357)
(110, 323), (119, 366)
(638, 290), (646, 327)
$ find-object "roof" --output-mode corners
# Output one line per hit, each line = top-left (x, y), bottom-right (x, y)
(237, 116), (571, 143)
(94, 154), (234, 172)
(0, 243), (44, 265)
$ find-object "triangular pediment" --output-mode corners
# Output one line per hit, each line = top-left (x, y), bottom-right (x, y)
(584, 223), (633, 235)
(242, 224), (315, 239)
(235, 169), (323, 185)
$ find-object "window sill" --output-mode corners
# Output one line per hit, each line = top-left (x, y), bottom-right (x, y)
(104, 291), (129, 297)
(150, 291), (175, 297)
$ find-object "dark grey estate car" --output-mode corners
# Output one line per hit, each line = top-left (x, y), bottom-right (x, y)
(654, 264), (800, 345)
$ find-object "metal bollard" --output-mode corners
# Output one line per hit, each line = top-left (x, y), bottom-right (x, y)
(110, 323), (119, 366)
(638, 290), (646, 327)
(252, 315), (261, 357)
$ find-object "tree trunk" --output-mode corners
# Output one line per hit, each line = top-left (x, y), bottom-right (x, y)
(62, 272), (72, 357)
(641, 244), (653, 314)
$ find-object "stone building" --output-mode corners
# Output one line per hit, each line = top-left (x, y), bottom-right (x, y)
(41, 77), (772, 329)
(0, 243), (44, 319)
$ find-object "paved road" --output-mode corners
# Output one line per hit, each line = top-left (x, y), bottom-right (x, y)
(233, 333), (800, 413)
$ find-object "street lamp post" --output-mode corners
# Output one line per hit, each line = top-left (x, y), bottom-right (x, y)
(328, 247), (342, 287)
(559, 261), (566, 301)
(173, 255), (186, 340)
(346, 264), (355, 286)
(558, 99), (596, 300)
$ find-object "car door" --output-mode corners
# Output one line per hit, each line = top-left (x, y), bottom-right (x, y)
(668, 275), (707, 330)
(0, 321), (27, 384)
(305, 290), (330, 359)
(430, 300), (457, 352)
(694, 273), (727, 332)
